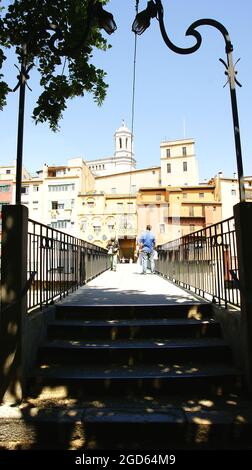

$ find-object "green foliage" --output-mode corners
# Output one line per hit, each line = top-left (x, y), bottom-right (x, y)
(0, 0), (112, 130)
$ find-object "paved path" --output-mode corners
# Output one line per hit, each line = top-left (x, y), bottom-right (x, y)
(59, 264), (203, 306)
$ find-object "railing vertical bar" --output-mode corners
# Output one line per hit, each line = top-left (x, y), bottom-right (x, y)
(157, 216), (239, 308)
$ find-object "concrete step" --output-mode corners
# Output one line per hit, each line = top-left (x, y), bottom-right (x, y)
(48, 318), (221, 341)
(55, 303), (212, 321)
(1, 394), (252, 449)
(28, 362), (240, 399)
(37, 338), (233, 366)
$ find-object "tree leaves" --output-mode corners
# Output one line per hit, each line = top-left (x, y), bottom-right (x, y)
(0, 0), (112, 130)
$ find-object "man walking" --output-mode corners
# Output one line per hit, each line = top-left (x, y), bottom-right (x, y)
(107, 237), (119, 271)
(139, 225), (156, 274)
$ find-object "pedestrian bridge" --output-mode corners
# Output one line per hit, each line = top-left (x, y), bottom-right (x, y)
(1, 262), (252, 450)
(1, 206), (252, 450)
(59, 263), (203, 307)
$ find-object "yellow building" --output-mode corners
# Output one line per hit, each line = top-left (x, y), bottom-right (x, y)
(137, 185), (222, 245)
(10, 123), (251, 249)
(77, 191), (137, 258)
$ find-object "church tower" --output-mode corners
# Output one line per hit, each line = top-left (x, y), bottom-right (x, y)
(114, 120), (136, 172)
(87, 121), (136, 176)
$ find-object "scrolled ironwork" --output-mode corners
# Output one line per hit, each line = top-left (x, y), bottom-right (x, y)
(156, 0), (232, 55)
(152, 0), (245, 202)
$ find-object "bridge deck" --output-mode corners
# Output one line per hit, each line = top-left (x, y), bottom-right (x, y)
(60, 264), (204, 306)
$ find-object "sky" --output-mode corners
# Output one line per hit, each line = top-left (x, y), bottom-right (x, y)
(0, 0), (252, 181)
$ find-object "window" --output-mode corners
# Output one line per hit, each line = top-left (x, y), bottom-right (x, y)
(33, 185), (39, 192)
(81, 219), (88, 231)
(56, 169), (66, 176)
(21, 186), (28, 194)
(0, 184), (11, 192)
(159, 224), (165, 233)
(127, 202), (133, 213)
(117, 203), (123, 213)
(93, 226), (101, 235)
(156, 194), (161, 201)
(87, 200), (95, 209)
(107, 217), (115, 232)
(119, 138), (122, 148)
(167, 163), (171, 173)
(52, 201), (58, 209)
(189, 206), (194, 217)
(199, 192), (204, 198)
(183, 193), (188, 199)
(111, 187), (116, 194)
(231, 189), (236, 196)
(119, 215), (128, 229)
(48, 184), (75, 192)
(183, 161), (188, 172)
(6, 169), (11, 174)
(51, 220), (70, 229)
(182, 146), (187, 156)
(126, 138), (128, 148)
(166, 149), (171, 158)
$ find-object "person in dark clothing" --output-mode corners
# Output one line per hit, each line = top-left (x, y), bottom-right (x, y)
(138, 225), (156, 274)
(107, 238), (119, 271)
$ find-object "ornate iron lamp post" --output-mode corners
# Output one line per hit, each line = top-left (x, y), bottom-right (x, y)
(13, 0), (116, 205)
(132, 0), (245, 202)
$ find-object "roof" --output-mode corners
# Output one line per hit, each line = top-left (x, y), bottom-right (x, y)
(115, 120), (131, 134)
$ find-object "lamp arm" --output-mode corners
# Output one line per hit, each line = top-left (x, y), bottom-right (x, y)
(47, 0), (94, 57)
(156, 0), (232, 55)
(155, 0), (245, 202)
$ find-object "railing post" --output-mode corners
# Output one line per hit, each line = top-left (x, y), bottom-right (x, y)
(234, 202), (252, 391)
(0, 205), (28, 403)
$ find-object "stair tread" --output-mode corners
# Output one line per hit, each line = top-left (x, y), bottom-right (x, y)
(32, 362), (238, 379)
(56, 302), (208, 308)
(40, 338), (228, 350)
(49, 318), (217, 327)
(25, 391), (251, 411)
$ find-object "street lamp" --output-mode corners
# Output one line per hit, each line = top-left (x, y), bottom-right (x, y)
(13, 0), (116, 205)
(132, 0), (246, 202)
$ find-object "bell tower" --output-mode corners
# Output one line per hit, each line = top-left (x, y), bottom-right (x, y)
(114, 120), (134, 160)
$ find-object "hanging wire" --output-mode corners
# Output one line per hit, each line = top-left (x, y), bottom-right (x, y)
(128, 0), (139, 206)
(130, 0), (139, 141)
(61, 56), (67, 75)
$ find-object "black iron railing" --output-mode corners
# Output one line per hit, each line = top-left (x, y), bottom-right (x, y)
(156, 217), (240, 308)
(27, 219), (108, 311)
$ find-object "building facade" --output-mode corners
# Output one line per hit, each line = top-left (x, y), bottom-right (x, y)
(2, 125), (251, 258)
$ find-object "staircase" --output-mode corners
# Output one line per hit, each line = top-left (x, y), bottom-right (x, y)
(22, 301), (252, 449)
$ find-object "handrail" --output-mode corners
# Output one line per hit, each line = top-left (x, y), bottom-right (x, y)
(156, 217), (240, 308)
(27, 218), (109, 311)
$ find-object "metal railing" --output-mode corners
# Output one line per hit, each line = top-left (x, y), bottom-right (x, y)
(27, 219), (109, 311)
(156, 217), (240, 308)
